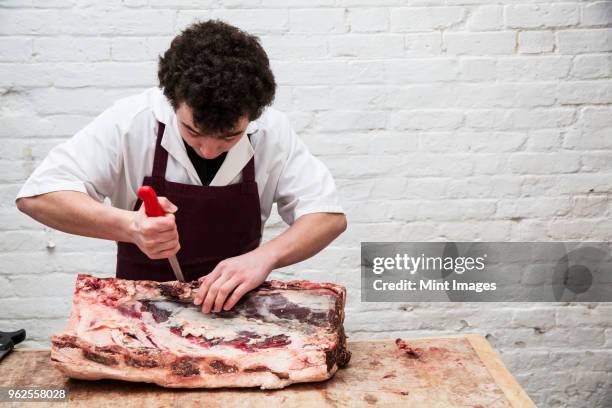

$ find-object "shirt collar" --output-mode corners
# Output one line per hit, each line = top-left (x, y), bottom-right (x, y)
(152, 87), (257, 186)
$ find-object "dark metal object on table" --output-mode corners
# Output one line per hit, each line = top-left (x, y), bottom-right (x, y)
(0, 329), (26, 362)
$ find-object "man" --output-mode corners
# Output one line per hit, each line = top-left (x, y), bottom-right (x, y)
(15, 20), (347, 315)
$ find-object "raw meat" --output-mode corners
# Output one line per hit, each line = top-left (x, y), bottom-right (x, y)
(51, 274), (351, 389)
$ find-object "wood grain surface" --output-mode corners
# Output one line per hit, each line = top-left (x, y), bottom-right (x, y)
(0, 335), (535, 408)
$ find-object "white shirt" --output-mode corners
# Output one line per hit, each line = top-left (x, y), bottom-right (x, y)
(16, 87), (344, 226)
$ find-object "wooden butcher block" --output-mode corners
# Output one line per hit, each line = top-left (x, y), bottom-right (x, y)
(0, 335), (534, 407)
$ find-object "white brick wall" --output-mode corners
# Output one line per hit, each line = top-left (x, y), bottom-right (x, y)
(1, 1), (611, 406)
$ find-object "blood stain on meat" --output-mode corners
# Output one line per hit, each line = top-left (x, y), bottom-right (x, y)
(125, 355), (159, 368)
(243, 365), (270, 373)
(253, 334), (291, 349)
(157, 283), (185, 299)
(83, 350), (118, 366)
(171, 357), (200, 377)
(96, 345), (122, 354)
(52, 335), (78, 349)
(116, 304), (142, 319)
(208, 360), (238, 374)
(237, 330), (261, 339)
(139, 300), (171, 323)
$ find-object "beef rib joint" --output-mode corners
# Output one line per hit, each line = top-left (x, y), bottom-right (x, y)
(51, 274), (351, 389)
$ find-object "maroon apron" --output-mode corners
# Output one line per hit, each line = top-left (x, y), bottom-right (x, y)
(116, 121), (262, 282)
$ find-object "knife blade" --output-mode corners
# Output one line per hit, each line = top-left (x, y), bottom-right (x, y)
(137, 186), (186, 282)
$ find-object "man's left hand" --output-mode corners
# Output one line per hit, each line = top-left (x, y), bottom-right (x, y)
(193, 250), (275, 313)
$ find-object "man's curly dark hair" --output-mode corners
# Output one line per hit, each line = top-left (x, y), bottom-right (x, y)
(158, 20), (276, 135)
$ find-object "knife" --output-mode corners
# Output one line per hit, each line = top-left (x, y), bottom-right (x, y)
(0, 329), (26, 362)
(137, 186), (186, 282)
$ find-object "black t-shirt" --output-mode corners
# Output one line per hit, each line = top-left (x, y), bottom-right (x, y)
(183, 140), (227, 186)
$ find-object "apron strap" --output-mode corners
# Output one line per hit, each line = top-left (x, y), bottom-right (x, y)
(242, 132), (256, 182)
(152, 121), (169, 179)
(242, 157), (255, 182)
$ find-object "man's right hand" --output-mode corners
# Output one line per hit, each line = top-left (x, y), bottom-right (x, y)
(130, 197), (180, 259)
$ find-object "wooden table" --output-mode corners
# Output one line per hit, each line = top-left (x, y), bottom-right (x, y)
(0, 335), (534, 407)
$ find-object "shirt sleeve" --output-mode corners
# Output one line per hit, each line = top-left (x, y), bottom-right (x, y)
(16, 105), (123, 203)
(273, 117), (344, 225)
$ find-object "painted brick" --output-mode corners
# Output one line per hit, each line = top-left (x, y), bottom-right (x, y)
(466, 5), (503, 31)
(390, 7), (466, 31)
(444, 31), (516, 55)
(0, 37), (32, 62)
(581, 1), (612, 26)
(289, 8), (347, 33)
(557, 29), (612, 53)
(519, 31), (555, 54)
(506, 3), (579, 29)
(570, 54), (612, 79)
(33, 37), (111, 62)
(329, 34), (404, 58)
(348, 8), (388, 32)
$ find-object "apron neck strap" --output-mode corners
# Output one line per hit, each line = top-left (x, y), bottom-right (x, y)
(242, 133), (255, 182)
(152, 121), (169, 178)
(242, 156), (255, 182)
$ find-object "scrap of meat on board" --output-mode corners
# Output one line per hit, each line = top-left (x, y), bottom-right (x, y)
(51, 274), (350, 389)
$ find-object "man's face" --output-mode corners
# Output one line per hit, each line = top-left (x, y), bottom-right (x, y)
(176, 103), (249, 160)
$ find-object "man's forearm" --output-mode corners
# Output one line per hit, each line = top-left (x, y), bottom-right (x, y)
(255, 212), (347, 270)
(16, 191), (134, 243)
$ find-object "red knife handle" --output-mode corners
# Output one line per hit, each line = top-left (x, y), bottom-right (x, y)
(137, 186), (165, 217)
